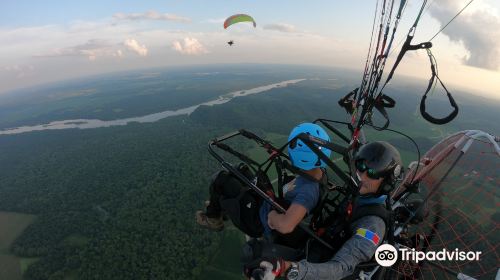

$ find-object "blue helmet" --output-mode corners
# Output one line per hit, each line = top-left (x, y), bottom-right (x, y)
(287, 123), (332, 170)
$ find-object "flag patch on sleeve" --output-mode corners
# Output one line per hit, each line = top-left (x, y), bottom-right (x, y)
(356, 228), (380, 245)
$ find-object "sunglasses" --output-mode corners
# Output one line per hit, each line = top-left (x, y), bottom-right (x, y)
(355, 160), (382, 180)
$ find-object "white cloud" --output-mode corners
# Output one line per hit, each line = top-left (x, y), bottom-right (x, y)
(171, 37), (208, 55)
(429, 0), (500, 70)
(124, 39), (148, 56)
(263, 23), (298, 33)
(2, 64), (35, 78)
(35, 39), (123, 61)
(113, 11), (191, 23)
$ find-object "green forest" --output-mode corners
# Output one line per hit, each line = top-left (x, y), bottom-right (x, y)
(1, 116), (227, 279)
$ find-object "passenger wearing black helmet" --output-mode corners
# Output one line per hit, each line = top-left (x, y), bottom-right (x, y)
(247, 141), (403, 280)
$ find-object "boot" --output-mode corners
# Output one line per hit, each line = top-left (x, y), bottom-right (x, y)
(205, 200), (228, 221)
(195, 210), (224, 231)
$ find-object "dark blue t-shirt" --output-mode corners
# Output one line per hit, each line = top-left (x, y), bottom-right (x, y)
(259, 176), (320, 236)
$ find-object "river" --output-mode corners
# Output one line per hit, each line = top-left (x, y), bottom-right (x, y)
(0, 79), (306, 135)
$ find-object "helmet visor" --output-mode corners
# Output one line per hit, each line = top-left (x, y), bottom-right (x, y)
(355, 159), (382, 180)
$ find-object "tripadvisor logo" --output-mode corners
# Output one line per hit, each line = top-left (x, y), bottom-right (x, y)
(375, 244), (398, 267)
(375, 244), (482, 267)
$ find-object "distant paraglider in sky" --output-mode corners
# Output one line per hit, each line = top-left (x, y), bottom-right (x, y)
(223, 14), (256, 29)
(224, 14), (256, 46)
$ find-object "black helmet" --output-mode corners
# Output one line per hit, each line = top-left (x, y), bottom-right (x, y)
(354, 141), (403, 194)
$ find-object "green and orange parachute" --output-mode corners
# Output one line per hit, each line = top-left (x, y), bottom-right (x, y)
(223, 14), (256, 29)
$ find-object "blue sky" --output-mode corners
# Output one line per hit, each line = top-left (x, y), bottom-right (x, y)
(0, 1), (366, 27)
(0, 1), (373, 39)
(1, 0), (499, 99)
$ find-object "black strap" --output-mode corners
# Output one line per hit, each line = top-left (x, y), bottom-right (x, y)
(371, 93), (396, 130)
(419, 50), (459, 125)
(214, 142), (260, 168)
(255, 170), (274, 195)
(275, 157), (285, 199)
(239, 129), (268, 146)
(378, 93), (395, 108)
(384, 33), (432, 89)
(338, 88), (358, 115)
(315, 119), (352, 144)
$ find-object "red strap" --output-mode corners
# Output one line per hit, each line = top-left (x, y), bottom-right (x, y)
(273, 259), (285, 276)
(346, 202), (353, 218)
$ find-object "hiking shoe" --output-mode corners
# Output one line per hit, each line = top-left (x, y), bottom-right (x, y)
(204, 201), (229, 221)
(195, 210), (224, 231)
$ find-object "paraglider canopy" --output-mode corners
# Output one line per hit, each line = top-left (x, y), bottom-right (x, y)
(224, 14), (256, 29)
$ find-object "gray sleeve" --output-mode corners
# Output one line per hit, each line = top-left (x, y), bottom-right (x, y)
(296, 215), (386, 280)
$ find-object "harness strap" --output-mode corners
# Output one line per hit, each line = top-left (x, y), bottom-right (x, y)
(419, 49), (459, 125)
(338, 88), (358, 115)
(370, 93), (396, 130)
